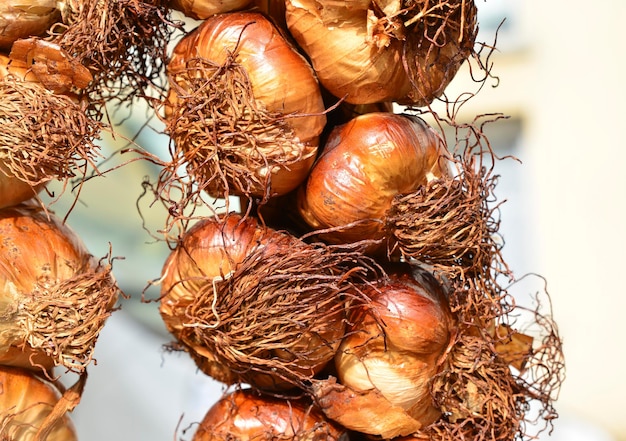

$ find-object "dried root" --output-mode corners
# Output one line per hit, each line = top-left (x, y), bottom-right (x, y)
(20, 257), (120, 373)
(166, 231), (378, 391)
(0, 77), (102, 190)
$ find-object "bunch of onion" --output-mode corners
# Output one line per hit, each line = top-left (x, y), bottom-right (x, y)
(284, 0), (478, 105)
(0, 365), (78, 441)
(192, 388), (348, 440)
(310, 263), (454, 439)
(0, 202), (120, 375)
(159, 212), (376, 391)
(297, 111), (451, 255)
(0, 52), (102, 209)
(160, 11), (326, 210)
(0, 1), (60, 51)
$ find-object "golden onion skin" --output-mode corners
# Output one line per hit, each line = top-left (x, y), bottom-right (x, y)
(0, 1), (60, 51)
(0, 365), (78, 441)
(298, 112), (450, 246)
(193, 389), (348, 440)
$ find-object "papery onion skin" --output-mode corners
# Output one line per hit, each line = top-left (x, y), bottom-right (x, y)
(0, 203), (119, 373)
(329, 264), (453, 437)
(285, 0), (477, 105)
(165, 12), (326, 199)
(0, 1), (60, 51)
(169, 0), (254, 20)
(0, 365), (78, 441)
(159, 213), (348, 390)
(298, 112), (450, 247)
(193, 389), (348, 440)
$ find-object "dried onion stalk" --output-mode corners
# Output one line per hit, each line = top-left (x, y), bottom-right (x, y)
(0, 203), (120, 374)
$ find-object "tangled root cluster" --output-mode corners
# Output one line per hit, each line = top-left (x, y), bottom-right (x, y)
(0, 77), (102, 188)
(52, 0), (175, 103)
(22, 257), (120, 373)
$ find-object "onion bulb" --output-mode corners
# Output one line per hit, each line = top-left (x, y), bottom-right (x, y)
(285, 0), (477, 105)
(168, 0), (253, 20)
(0, 203), (119, 373)
(193, 389), (348, 440)
(159, 213), (371, 390)
(164, 12), (326, 202)
(0, 365), (78, 441)
(297, 112), (450, 250)
(0, 0), (60, 51)
(313, 263), (453, 438)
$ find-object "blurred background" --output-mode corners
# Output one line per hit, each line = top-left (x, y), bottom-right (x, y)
(41, 0), (626, 440)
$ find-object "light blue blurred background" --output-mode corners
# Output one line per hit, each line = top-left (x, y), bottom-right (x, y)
(42, 1), (626, 440)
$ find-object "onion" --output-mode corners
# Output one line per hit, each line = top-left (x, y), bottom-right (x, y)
(0, 203), (120, 374)
(163, 11), (326, 202)
(313, 263), (453, 438)
(0, 365), (78, 441)
(193, 389), (348, 440)
(285, 0), (477, 105)
(168, 0), (253, 20)
(297, 112), (450, 250)
(0, 0), (60, 51)
(159, 213), (373, 390)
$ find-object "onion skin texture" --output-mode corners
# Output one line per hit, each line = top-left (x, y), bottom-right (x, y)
(166, 12), (326, 199)
(0, 365), (78, 441)
(159, 213), (347, 390)
(168, 0), (254, 19)
(193, 389), (348, 440)
(315, 264), (453, 438)
(0, 1), (60, 51)
(0, 203), (119, 373)
(285, 0), (477, 105)
(298, 112), (450, 248)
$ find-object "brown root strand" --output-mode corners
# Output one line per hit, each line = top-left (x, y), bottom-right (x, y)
(172, 236), (380, 391)
(51, 0), (176, 103)
(159, 55), (309, 218)
(20, 258), (120, 373)
(0, 77), (103, 187)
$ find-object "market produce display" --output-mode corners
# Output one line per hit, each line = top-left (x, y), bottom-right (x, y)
(0, 1), (565, 440)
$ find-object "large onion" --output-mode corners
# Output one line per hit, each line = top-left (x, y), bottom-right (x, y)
(163, 11), (326, 202)
(0, 365), (78, 441)
(313, 263), (453, 438)
(285, 0), (477, 105)
(168, 0), (253, 20)
(0, 1), (60, 51)
(193, 389), (348, 440)
(0, 203), (119, 374)
(297, 112), (450, 250)
(159, 213), (370, 390)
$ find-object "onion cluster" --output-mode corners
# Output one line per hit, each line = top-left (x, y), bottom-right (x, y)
(150, 3), (564, 441)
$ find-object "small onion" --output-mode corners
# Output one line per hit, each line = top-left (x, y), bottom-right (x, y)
(285, 0), (477, 105)
(314, 263), (453, 438)
(159, 213), (361, 390)
(0, 0), (60, 51)
(164, 11), (326, 201)
(297, 112), (450, 250)
(0, 365), (78, 441)
(193, 389), (348, 440)
(0, 203), (119, 374)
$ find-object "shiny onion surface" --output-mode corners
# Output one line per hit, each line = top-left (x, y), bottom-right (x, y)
(298, 112), (450, 247)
